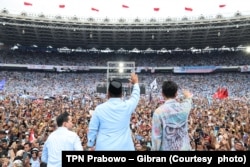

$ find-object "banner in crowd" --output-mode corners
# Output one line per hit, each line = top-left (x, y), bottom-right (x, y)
(27, 65), (54, 70)
(173, 66), (217, 73)
(240, 65), (250, 72)
(27, 65), (90, 71)
(135, 67), (157, 73)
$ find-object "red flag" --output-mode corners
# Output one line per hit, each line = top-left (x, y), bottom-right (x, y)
(24, 2), (32, 6)
(213, 87), (228, 99)
(91, 7), (99, 12)
(29, 129), (35, 143)
(47, 112), (51, 119)
(185, 7), (193, 11)
(59, 4), (65, 8)
(122, 4), (129, 8)
(213, 87), (221, 99)
(154, 8), (160, 11)
(221, 88), (228, 98)
(219, 4), (226, 8)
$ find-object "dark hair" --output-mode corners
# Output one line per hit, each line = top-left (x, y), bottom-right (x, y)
(31, 147), (39, 156)
(23, 151), (31, 160)
(17, 144), (24, 151)
(40, 162), (47, 167)
(162, 81), (178, 98)
(24, 142), (32, 148)
(56, 111), (70, 127)
(14, 155), (23, 161)
(108, 80), (122, 97)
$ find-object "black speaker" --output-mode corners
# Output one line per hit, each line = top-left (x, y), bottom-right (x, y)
(96, 85), (145, 95)
(140, 86), (145, 94)
(96, 86), (107, 94)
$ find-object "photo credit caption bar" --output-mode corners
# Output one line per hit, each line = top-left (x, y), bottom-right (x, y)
(62, 151), (249, 167)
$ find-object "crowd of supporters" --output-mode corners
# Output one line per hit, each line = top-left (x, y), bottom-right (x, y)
(1, 50), (250, 66)
(0, 50), (249, 166)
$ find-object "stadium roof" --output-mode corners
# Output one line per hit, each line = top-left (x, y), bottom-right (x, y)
(2, 0), (250, 18)
(0, 0), (250, 51)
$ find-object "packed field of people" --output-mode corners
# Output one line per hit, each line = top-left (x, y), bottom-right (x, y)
(0, 50), (249, 166)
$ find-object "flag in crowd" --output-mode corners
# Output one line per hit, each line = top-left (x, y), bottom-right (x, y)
(149, 78), (158, 103)
(0, 79), (6, 91)
(206, 95), (212, 106)
(149, 92), (152, 103)
(29, 128), (36, 143)
(150, 78), (158, 90)
(213, 87), (228, 99)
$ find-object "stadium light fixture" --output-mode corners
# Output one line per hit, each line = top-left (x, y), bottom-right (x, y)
(118, 68), (124, 73)
(246, 47), (250, 53)
(119, 63), (124, 67)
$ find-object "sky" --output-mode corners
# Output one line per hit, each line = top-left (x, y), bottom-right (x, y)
(1, 0), (250, 19)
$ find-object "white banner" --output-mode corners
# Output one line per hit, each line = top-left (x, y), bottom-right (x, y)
(150, 78), (157, 90)
(241, 65), (250, 72)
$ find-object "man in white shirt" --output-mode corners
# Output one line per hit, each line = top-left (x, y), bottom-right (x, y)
(41, 111), (83, 167)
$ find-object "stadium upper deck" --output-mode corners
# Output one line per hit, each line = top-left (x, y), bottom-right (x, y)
(1, 4), (250, 51)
